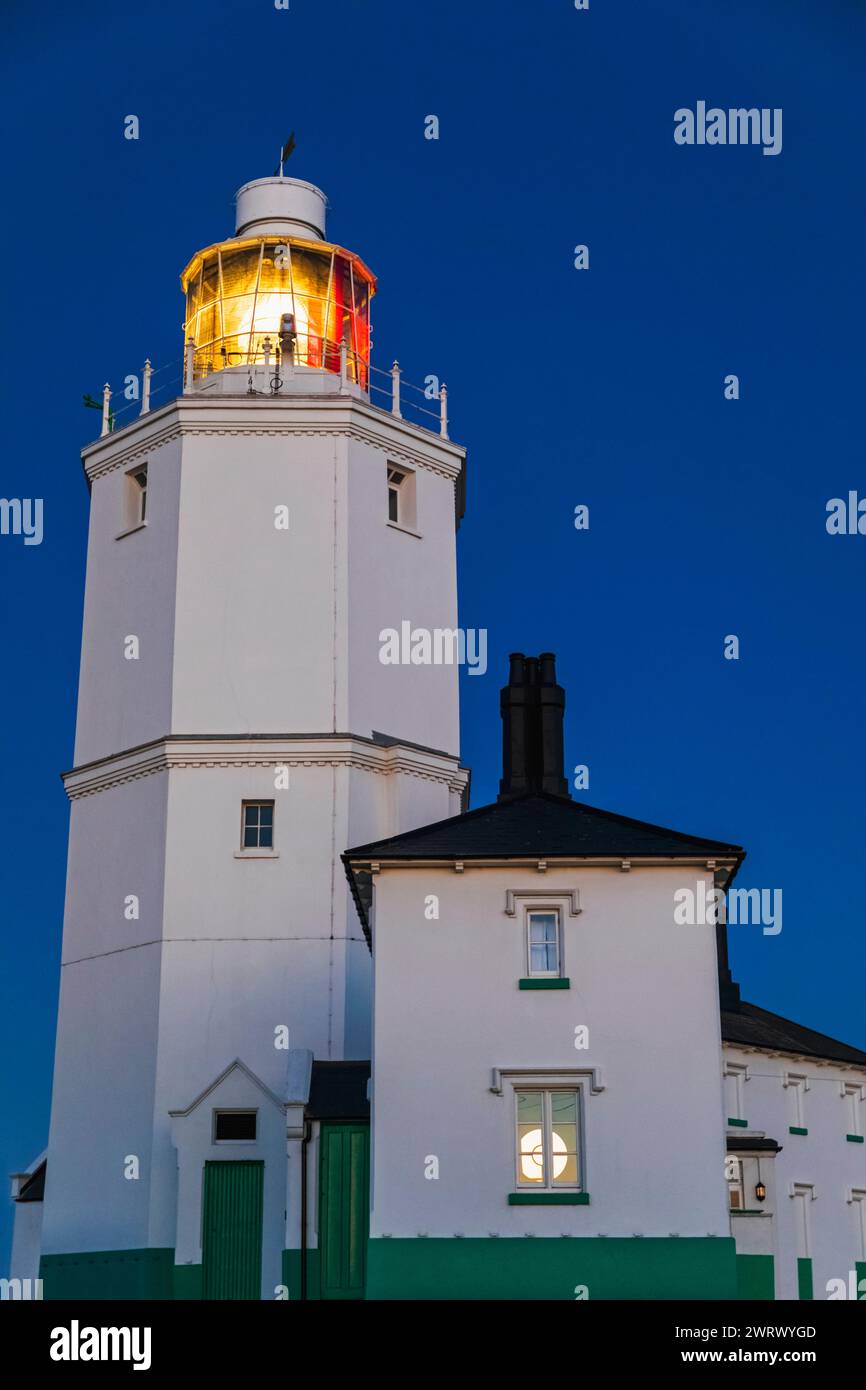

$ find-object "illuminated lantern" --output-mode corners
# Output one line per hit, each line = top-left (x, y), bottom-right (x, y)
(180, 177), (375, 389)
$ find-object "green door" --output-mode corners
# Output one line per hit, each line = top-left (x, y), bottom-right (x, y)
(202, 1160), (264, 1300)
(318, 1123), (370, 1299)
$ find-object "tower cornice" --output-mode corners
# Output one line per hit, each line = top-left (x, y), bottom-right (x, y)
(80, 394), (465, 485)
(62, 733), (469, 801)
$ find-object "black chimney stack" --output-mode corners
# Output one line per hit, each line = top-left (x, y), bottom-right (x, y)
(498, 652), (569, 800)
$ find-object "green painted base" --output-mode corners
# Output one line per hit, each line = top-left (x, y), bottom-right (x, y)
(508, 1192), (590, 1205)
(857, 1262), (866, 1300)
(736, 1254), (775, 1300)
(366, 1236), (739, 1301)
(40, 1249), (174, 1300)
(282, 1248), (322, 1300)
(41, 1249), (319, 1301)
(173, 1264), (203, 1300)
(798, 1257), (814, 1301)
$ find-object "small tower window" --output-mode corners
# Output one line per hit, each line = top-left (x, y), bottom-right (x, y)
(388, 466), (405, 523)
(131, 467), (148, 523)
(120, 464), (148, 535)
(242, 801), (274, 850)
(386, 464), (417, 531)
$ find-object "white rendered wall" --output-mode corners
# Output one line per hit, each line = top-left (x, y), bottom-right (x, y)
(346, 439), (460, 753)
(75, 396), (463, 759)
(9, 1202), (43, 1283)
(73, 441), (181, 767)
(43, 391), (466, 1261)
(369, 865), (731, 1239)
(41, 773), (169, 1255)
(723, 1043), (866, 1300)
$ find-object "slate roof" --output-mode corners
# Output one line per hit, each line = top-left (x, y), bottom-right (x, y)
(725, 1136), (783, 1153)
(722, 1000), (866, 1067)
(343, 791), (745, 863)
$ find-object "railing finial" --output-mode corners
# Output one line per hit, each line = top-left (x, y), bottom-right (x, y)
(140, 359), (152, 416)
(439, 383), (449, 439)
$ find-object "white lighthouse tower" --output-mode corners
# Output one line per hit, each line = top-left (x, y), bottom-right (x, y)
(35, 173), (468, 1298)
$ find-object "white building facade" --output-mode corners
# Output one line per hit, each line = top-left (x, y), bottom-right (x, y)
(8, 170), (865, 1302)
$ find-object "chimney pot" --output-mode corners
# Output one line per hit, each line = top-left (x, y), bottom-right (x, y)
(498, 652), (569, 801)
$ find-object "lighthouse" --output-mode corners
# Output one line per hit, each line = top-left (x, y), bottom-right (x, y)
(34, 174), (468, 1298)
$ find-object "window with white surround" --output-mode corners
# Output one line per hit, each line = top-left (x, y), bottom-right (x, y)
(387, 463), (417, 531)
(515, 1088), (581, 1189)
(850, 1189), (866, 1263)
(791, 1183), (814, 1260)
(241, 801), (274, 850)
(843, 1083), (864, 1140)
(785, 1073), (809, 1132)
(724, 1062), (749, 1126)
(120, 463), (148, 534)
(526, 909), (561, 977)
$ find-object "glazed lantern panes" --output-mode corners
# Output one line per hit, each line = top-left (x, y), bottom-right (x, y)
(182, 237), (373, 387)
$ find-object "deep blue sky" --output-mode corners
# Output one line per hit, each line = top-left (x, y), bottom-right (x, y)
(2, 0), (864, 1268)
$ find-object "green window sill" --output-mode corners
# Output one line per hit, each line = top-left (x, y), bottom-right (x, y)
(727, 1118), (748, 1128)
(508, 1191), (589, 1205)
(518, 978), (570, 990)
(731, 1209), (768, 1217)
(847, 1134), (865, 1144)
(789, 1126), (808, 1136)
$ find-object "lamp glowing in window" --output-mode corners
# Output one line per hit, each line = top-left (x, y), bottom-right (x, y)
(520, 1127), (568, 1182)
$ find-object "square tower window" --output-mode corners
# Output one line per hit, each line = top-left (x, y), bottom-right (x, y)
(242, 801), (274, 850)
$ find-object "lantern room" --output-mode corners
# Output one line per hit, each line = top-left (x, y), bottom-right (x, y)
(180, 177), (375, 390)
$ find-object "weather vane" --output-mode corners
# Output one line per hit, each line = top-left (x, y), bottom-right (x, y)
(274, 132), (296, 178)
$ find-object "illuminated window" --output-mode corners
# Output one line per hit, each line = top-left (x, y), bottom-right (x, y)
(527, 910), (561, 977)
(727, 1155), (745, 1210)
(242, 801), (274, 850)
(516, 1089), (581, 1189)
